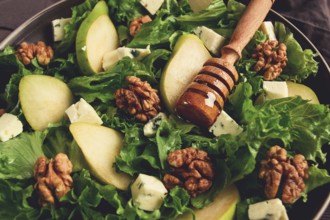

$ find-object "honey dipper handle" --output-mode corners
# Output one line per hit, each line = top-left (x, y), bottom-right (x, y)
(221, 0), (275, 64)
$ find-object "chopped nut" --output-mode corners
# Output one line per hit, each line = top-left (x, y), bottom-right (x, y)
(129, 15), (152, 36)
(16, 41), (54, 65)
(292, 154), (309, 179)
(34, 153), (73, 206)
(281, 162), (306, 204)
(0, 109), (5, 117)
(259, 145), (287, 199)
(252, 40), (288, 80)
(259, 145), (309, 204)
(163, 173), (183, 189)
(163, 148), (215, 197)
(167, 147), (209, 168)
(115, 76), (161, 123)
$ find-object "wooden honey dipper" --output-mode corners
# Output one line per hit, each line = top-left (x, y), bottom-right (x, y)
(175, 0), (275, 128)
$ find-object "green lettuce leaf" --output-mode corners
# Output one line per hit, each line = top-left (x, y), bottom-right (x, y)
(46, 53), (81, 80)
(235, 197), (261, 220)
(0, 47), (21, 97)
(0, 47), (43, 112)
(43, 125), (88, 172)
(222, 82), (330, 183)
(305, 165), (330, 193)
(156, 116), (196, 170)
(142, 49), (171, 80)
(68, 57), (155, 104)
(123, 200), (161, 220)
(256, 97), (330, 163)
(162, 186), (193, 219)
(55, 0), (98, 54)
(235, 163), (330, 220)
(275, 21), (318, 82)
(0, 178), (38, 219)
(162, 0), (192, 16)
(58, 170), (125, 219)
(0, 131), (45, 179)
(218, 0), (245, 29)
(176, 0), (227, 30)
(116, 123), (160, 176)
(128, 11), (176, 48)
(107, 0), (144, 24)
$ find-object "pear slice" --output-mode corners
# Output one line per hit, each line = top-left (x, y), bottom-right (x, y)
(69, 122), (132, 190)
(287, 81), (319, 104)
(160, 34), (211, 113)
(255, 81), (320, 104)
(188, 0), (212, 12)
(176, 184), (240, 220)
(76, 1), (118, 75)
(19, 75), (74, 131)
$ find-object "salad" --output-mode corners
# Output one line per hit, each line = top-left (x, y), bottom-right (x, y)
(0, 0), (329, 219)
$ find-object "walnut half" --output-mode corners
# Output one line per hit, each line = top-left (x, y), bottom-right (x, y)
(115, 76), (161, 123)
(163, 148), (215, 197)
(16, 41), (54, 65)
(129, 15), (152, 37)
(259, 145), (309, 204)
(34, 153), (73, 206)
(252, 40), (288, 80)
(0, 108), (5, 117)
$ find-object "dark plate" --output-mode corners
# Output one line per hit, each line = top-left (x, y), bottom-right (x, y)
(0, 0), (329, 219)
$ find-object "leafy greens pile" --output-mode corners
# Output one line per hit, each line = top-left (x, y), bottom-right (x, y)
(0, 0), (329, 219)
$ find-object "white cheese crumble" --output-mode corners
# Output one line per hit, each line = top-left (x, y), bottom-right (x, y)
(131, 173), (168, 211)
(65, 98), (103, 125)
(194, 26), (226, 56)
(209, 110), (243, 136)
(260, 21), (277, 41)
(0, 113), (23, 142)
(248, 198), (289, 220)
(143, 112), (167, 137)
(256, 81), (289, 104)
(139, 0), (164, 15)
(102, 46), (151, 71)
(52, 18), (71, 42)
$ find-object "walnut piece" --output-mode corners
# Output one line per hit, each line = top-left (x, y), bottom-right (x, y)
(129, 15), (152, 36)
(34, 153), (73, 206)
(0, 108), (5, 117)
(115, 76), (161, 123)
(252, 40), (288, 80)
(163, 148), (215, 197)
(16, 41), (54, 65)
(259, 145), (309, 204)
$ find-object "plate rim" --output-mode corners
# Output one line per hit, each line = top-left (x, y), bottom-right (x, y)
(0, 0), (329, 219)
(0, 0), (83, 50)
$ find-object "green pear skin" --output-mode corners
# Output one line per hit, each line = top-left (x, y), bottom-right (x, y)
(76, 1), (118, 75)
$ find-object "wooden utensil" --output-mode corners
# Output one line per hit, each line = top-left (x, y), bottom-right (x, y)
(175, 0), (275, 128)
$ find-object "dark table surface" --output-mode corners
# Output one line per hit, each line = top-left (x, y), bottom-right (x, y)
(0, 0), (329, 219)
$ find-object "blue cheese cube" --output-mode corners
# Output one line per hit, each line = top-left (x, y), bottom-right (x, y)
(260, 21), (277, 41)
(131, 173), (168, 211)
(248, 198), (289, 220)
(102, 46), (151, 71)
(209, 110), (243, 136)
(143, 112), (167, 137)
(65, 98), (102, 125)
(194, 26), (226, 56)
(140, 0), (164, 15)
(52, 18), (71, 42)
(0, 113), (23, 142)
(263, 81), (288, 100)
(256, 81), (289, 104)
